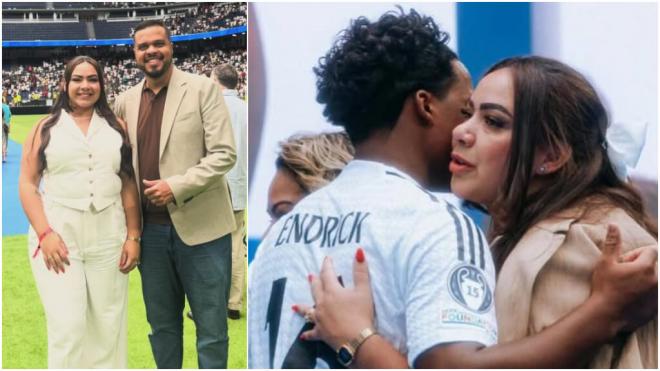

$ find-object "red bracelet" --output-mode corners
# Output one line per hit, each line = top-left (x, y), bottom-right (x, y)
(32, 227), (54, 258)
(38, 227), (54, 243)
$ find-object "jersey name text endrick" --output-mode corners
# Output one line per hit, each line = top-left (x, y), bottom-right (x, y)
(274, 211), (371, 248)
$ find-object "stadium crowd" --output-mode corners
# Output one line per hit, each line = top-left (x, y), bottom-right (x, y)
(2, 48), (247, 106)
(4, 2), (246, 37)
(3, 2), (195, 10)
(60, 2), (167, 9)
(104, 48), (247, 100)
(101, 2), (176, 9)
(164, 3), (247, 35)
(2, 62), (62, 107)
(3, 1), (247, 106)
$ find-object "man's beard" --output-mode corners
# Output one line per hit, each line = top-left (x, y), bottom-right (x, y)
(139, 57), (172, 78)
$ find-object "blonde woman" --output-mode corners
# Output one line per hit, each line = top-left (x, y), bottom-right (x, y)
(267, 131), (355, 222)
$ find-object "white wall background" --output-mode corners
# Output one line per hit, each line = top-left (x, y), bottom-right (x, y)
(532, 2), (657, 180)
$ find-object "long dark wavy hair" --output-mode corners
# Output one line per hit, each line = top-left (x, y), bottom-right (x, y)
(487, 56), (657, 270)
(34, 56), (133, 178)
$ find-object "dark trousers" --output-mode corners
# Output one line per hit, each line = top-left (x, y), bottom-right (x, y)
(139, 223), (232, 369)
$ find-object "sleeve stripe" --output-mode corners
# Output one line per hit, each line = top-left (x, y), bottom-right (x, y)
(478, 229), (486, 269)
(447, 201), (488, 269)
(445, 202), (465, 262)
(462, 214), (476, 266)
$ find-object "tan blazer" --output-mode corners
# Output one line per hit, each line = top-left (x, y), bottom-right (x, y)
(496, 204), (657, 368)
(113, 67), (237, 245)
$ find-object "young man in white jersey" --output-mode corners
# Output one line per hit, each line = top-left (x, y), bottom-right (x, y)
(249, 8), (657, 369)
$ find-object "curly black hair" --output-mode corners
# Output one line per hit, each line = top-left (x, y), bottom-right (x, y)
(315, 7), (458, 144)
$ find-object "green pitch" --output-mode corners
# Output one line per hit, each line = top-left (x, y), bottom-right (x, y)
(2, 237), (247, 369)
(7, 113), (43, 145)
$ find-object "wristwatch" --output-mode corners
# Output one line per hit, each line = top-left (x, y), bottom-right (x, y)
(336, 327), (377, 367)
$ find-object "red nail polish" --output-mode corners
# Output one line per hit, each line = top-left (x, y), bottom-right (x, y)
(356, 248), (365, 263)
(292, 305), (299, 312)
(308, 274), (313, 282)
(300, 334), (306, 341)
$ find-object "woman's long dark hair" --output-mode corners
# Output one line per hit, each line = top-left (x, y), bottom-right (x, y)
(488, 56), (657, 270)
(34, 56), (133, 178)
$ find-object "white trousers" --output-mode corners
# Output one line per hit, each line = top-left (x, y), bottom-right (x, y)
(28, 199), (128, 369)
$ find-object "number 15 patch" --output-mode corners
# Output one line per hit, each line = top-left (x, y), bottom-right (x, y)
(448, 264), (493, 313)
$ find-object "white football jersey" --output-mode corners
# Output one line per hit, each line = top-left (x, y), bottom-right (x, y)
(249, 160), (498, 368)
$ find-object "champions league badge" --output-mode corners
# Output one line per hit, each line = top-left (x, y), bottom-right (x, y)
(448, 264), (493, 313)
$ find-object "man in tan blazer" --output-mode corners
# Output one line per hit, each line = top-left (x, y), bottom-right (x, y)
(113, 19), (236, 369)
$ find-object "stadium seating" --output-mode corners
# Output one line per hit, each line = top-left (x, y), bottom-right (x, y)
(93, 20), (142, 39)
(2, 2), (47, 10)
(2, 2), (176, 10)
(2, 3), (246, 41)
(52, 3), (97, 10)
(100, 2), (172, 9)
(3, 22), (88, 41)
(2, 2), (248, 108)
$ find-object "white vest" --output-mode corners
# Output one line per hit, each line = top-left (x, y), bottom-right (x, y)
(42, 110), (123, 211)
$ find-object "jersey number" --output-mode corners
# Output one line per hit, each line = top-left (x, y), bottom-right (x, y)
(266, 277), (346, 368)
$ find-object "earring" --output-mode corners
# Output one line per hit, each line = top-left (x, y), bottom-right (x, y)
(538, 165), (546, 174)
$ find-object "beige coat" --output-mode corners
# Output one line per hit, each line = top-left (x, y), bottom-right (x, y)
(114, 67), (237, 245)
(496, 205), (657, 368)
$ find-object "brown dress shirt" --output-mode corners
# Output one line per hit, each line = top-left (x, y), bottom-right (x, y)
(137, 84), (171, 225)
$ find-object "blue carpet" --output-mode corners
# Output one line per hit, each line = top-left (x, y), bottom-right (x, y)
(2, 140), (29, 236)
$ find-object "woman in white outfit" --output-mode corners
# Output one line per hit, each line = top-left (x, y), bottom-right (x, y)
(18, 56), (141, 368)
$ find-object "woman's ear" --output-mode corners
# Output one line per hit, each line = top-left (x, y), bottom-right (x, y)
(534, 144), (572, 175)
(414, 89), (434, 127)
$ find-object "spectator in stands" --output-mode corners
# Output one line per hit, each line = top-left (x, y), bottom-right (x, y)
(2, 96), (11, 162)
(213, 64), (247, 320)
(18, 55), (140, 368)
(267, 132), (355, 224)
(2, 49), (247, 104)
(162, 2), (246, 36)
(113, 19), (236, 369)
